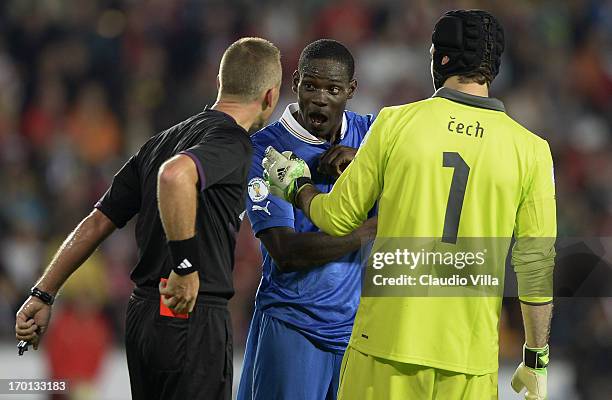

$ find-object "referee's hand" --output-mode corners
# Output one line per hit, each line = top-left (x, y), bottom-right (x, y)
(159, 271), (200, 314)
(15, 296), (52, 350)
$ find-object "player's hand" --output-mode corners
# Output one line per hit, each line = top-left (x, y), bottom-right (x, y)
(511, 344), (549, 400)
(159, 270), (200, 314)
(318, 145), (357, 178)
(355, 216), (378, 243)
(262, 146), (311, 203)
(15, 297), (52, 350)
(511, 363), (547, 399)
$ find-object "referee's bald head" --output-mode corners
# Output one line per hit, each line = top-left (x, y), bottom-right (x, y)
(219, 37), (282, 102)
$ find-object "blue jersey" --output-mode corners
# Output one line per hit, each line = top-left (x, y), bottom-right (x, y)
(246, 103), (375, 352)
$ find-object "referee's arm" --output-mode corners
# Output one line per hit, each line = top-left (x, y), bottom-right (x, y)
(157, 154), (201, 315)
(29, 152), (144, 297)
(15, 152), (144, 348)
(158, 154), (199, 242)
(15, 209), (116, 348)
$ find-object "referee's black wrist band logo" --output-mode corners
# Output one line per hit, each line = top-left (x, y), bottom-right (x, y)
(174, 258), (197, 275)
(168, 235), (200, 276)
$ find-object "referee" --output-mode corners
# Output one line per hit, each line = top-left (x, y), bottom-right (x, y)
(15, 37), (282, 400)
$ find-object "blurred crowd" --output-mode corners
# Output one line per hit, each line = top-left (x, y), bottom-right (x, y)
(0, 0), (611, 398)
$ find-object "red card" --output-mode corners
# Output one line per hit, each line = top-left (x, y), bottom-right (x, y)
(159, 278), (189, 319)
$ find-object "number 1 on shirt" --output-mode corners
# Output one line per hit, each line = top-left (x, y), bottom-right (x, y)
(442, 152), (470, 244)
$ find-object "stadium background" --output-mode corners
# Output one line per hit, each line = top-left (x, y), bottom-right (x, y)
(0, 0), (611, 399)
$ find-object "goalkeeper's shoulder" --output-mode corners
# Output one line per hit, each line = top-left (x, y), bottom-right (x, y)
(374, 98), (435, 126)
(504, 113), (553, 152)
(358, 101), (432, 145)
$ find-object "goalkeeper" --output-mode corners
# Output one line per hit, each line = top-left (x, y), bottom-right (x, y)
(263, 10), (555, 400)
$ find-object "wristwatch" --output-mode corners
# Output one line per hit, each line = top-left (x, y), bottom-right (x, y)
(30, 287), (55, 305)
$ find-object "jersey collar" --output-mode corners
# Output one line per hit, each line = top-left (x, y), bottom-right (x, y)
(433, 87), (506, 112)
(280, 103), (348, 145)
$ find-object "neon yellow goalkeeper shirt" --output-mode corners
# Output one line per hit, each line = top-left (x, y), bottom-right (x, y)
(309, 87), (556, 375)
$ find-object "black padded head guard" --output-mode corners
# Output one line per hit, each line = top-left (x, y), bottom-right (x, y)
(431, 10), (504, 89)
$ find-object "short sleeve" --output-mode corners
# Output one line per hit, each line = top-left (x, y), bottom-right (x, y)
(245, 142), (295, 235)
(181, 129), (251, 191)
(95, 155), (141, 228)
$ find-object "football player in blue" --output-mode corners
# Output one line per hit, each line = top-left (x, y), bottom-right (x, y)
(237, 39), (377, 400)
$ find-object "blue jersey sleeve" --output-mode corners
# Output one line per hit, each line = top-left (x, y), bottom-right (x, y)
(246, 138), (295, 235)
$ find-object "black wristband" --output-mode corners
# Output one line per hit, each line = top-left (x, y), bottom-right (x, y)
(30, 287), (54, 305)
(291, 177), (314, 205)
(523, 344), (549, 369)
(168, 235), (200, 276)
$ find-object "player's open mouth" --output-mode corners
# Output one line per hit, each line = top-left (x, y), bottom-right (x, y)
(309, 112), (328, 128)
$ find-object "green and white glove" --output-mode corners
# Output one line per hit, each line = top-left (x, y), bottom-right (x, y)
(262, 146), (312, 204)
(511, 344), (549, 400)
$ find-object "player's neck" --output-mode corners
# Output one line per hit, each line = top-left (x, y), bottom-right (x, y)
(313, 126), (341, 144)
(443, 77), (489, 97)
(211, 99), (260, 132)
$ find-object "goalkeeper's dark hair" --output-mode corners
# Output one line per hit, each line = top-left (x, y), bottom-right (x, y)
(457, 61), (493, 86)
(298, 39), (355, 79)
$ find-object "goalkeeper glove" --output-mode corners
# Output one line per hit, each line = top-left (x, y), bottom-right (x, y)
(262, 146), (312, 204)
(511, 344), (549, 400)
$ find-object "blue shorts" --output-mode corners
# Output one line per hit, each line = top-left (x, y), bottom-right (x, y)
(237, 309), (345, 400)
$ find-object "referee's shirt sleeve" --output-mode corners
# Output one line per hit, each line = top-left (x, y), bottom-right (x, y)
(181, 129), (250, 191)
(95, 154), (141, 228)
(309, 108), (390, 236)
(511, 139), (557, 304)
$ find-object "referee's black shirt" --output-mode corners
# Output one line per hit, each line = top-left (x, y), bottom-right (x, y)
(95, 108), (252, 299)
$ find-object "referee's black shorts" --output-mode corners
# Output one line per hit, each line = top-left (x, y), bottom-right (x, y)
(125, 286), (232, 400)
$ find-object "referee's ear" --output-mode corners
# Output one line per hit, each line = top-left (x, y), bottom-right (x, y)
(262, 86), (277, 111)
(216, 75), (220, 90)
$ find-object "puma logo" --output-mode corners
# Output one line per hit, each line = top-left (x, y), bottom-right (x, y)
(252, 201), (271, 216)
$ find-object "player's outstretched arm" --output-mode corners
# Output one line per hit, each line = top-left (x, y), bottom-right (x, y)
(299, 111), (388, 236)
(263, 110), (388, 236)
(295, 184), (320, 221)
(15, 209), (116, 349)
(258, 218), (377, 273)
(157, 154), (201, 315)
